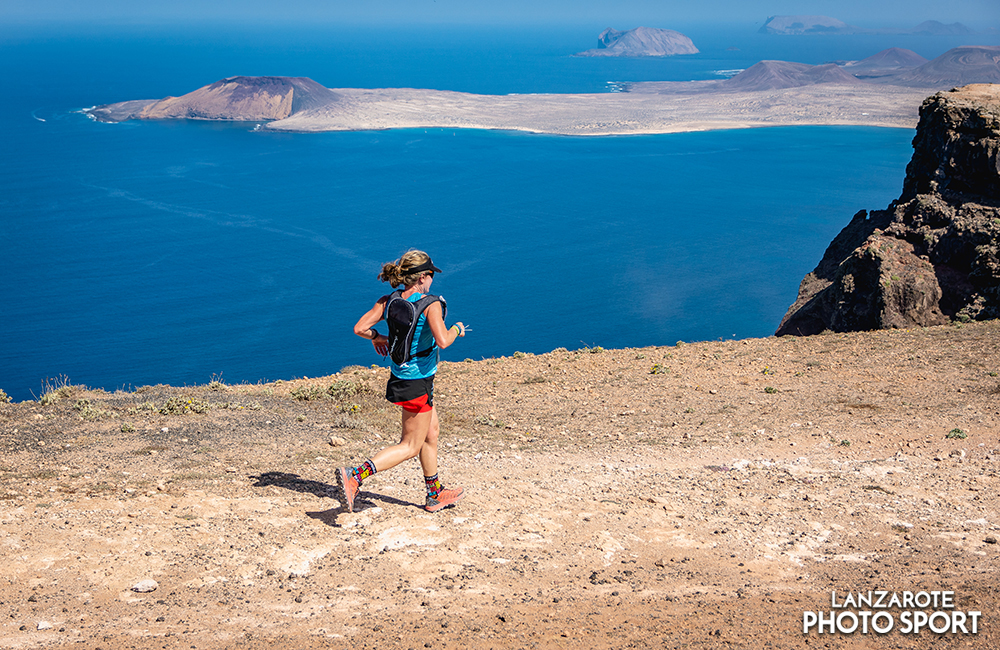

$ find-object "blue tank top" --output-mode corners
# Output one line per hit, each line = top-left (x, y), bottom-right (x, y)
(388, 292), (438, 380)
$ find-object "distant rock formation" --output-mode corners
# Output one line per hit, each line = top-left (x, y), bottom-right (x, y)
(718, 47), (999, 91)
(576, 27), (698, 57)
(776, 84), (1000, 336)
(760, 15), (973, 36)
(759, 15), (859, 35)
(625, 47), (998, 95)
(910, 20), (974, 36)
(87, 76), (340, 123)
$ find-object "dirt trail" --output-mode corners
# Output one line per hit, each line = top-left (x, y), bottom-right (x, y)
(2, 322), (998, 648)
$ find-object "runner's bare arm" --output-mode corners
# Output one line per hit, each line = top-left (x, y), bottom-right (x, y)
(354, 297), (389, 355)
(425, 301), (465, 349)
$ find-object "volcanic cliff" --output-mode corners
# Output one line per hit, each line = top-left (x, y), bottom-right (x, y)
(776, 83), (1000, 336)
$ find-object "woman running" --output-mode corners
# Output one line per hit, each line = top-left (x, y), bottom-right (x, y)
(339, 250), (467, 513)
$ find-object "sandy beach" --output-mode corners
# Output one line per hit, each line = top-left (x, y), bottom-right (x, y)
(265, 83), (934, 135)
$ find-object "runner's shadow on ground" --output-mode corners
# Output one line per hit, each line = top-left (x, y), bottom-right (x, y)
(250, 472), (419, 526)
(251, 471), (335, 498)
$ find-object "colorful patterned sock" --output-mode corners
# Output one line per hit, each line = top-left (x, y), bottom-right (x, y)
(351, 459), (377, 484)
(425, 474), (442, 499)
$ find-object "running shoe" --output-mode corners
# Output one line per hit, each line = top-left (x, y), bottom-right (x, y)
(338, 467), (359, 512)
(425, 486), (465, 512)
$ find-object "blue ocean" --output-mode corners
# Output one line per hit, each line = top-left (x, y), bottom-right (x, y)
(3, 22), (995, 401)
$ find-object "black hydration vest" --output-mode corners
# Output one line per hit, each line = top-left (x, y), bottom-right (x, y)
(383, 290), (447, 366)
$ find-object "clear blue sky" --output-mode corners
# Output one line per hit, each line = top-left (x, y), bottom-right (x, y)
(3, 0), (998, 29)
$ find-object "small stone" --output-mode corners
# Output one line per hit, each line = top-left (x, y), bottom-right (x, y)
(37, 621), (52, 630)
(985, 536), (998, 545)
(37, 441), (45, 447)
(131, 579), (158, 593)
(328, 436), (347, 447)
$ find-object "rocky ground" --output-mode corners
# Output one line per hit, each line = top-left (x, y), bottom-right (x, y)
(2, 322), (999, 649)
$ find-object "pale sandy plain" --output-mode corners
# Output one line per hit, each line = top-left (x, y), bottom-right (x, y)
(264, 83), (934, 134)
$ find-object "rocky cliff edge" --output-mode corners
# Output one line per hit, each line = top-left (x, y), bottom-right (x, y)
(776, 83), (1000, 336)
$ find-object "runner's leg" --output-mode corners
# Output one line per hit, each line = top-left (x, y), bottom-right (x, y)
(419, 406), (439, 479)
(370, 408), (432, 472)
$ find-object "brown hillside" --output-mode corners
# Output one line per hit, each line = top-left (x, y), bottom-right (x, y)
(89, 76), (340, 123)
(140, 76), (340, 121)
(889, 46), (1000, 87)
(721, 60), (859, 91)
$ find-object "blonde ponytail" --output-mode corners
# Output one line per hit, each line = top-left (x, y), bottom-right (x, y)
(377, 250), (434, 288)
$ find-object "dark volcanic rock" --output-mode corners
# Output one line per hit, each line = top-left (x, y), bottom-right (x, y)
(88, 76), (339, 123)
(903, 84), (1000, 200)
(576, 27), (698, 57)
(777, 84), (1000, 336)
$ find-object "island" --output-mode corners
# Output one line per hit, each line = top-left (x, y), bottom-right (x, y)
(85, 46), (1000, 136)
(575, 26), (699, 57)
(759, 15), (859, 35)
